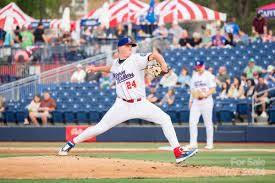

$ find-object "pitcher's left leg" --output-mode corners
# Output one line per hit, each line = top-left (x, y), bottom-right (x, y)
(137, 101), (180, 148)
(136, 100), (198, 163)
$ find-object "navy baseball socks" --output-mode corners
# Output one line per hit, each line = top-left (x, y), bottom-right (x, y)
(58, 141), (75, 156)
(174, 146), (198, 163)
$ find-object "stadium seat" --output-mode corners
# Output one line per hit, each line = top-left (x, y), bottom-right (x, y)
(16, 111), (28, 123)
(4, 111), (16, 123)
(76, 111), (89, 124)
(64, 111), (75, 123)
(88, 111), (100, 123)
(52, 111), (64, 124)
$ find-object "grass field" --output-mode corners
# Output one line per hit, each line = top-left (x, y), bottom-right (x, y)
(0, 142), (275, 182)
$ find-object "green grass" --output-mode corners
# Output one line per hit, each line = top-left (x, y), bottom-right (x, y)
(1, 175), (275, 183)
(0, 142), (275, 183)
(1, 142), (275, 149)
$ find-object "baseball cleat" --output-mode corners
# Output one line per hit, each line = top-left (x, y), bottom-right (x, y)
(204, 145), (214, 150)
(58, 141), (75, 156)
(174, 147), (198, 164)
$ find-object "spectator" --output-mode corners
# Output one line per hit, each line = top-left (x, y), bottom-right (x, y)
(115, 24), (126, 39)
(252, 12), (267, 35)
(159, 88), (175, 106)
(237, 31), (249, 45)
(169, 23), (183, 45)
(243, 58), (264, 79)
(211, 29), (226, 47)
(34, 22), (46, 44)
(178, 29), (191, 47)
(99, 72), (112, 89)
(3, 30), (14, 46)
(240, 73), (248, 87)
(201, 28), (212, 48)
(208, 67), (214, 74)
(153, 25), (168, 37)
(147, 87), (159, 103)
(189, 32), (202, 48)
(224, 17), (240, 36)
(93, 25), (106, 38)
(177, 67), (191, 87)
(0, 96), (5, 122)
(218, 82), (229, 99)
(160, 69), (178, 88)
(225, 33), (236, 47)
(29, 92), (56, 126)
(262, 30), (272, 42)
(265, 65), (275, 85)
(216, 66), (230, 86)
(71, 64), (87, 83)
(245, 79), (255, 98)
(0, 28), (6, 46)
(254, 74), (269, 118)
(20, 26), (34, 49)
(14, 26), (22, 44)
(24, 95), (41, 125)
(253, 71), (260, 85)
(228, 77), (245, 99)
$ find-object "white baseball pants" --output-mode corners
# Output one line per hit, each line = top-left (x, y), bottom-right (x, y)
(189, 98), (214, 147)
(73, 98), (180, 148)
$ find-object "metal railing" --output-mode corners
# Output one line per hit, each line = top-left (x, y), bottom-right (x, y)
(0, 53), (107, 102)
(252, 86), (275, 123)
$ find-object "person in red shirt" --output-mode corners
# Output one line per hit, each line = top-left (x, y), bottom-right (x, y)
(29, 92), (56, 126)
(252, 12), (267, 35)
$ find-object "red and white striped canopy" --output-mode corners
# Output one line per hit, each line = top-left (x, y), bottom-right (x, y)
(83, 0), (148, 27)
(0, 2), (35, 30)
(156, 0), (226, 24)
(50, 19), (62, 29)
(83, 9), (98, 19)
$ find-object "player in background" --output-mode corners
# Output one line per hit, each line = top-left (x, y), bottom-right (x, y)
(58, 37), (198, 163)
(187, 61), (216, 150)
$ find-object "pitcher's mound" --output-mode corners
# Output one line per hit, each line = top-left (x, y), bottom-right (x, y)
(0, 156), (274, 179)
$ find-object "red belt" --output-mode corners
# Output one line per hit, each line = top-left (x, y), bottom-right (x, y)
(122, 98), (142, 103)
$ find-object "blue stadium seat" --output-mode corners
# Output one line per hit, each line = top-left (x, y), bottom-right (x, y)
(178, 105), (189, 123)
(76, 111), (89, 124)
(89, 111), (100, 123)
(64, 111), (75, 123)
(4, 111), (16, 123)
(16, 111), (28, 123)
(52, 111), (64, 123)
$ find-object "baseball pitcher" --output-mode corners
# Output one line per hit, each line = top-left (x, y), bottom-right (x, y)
(58, 37), (198, 163)
(187, 61), (216, 150)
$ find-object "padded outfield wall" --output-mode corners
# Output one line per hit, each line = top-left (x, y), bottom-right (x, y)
(0, 125), (275, 142)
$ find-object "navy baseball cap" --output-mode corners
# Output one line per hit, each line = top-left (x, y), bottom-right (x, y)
(195, 60), (204, 69)
(117, 37), (137, 47)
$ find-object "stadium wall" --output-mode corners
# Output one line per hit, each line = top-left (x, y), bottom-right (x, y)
(0, 126), (275, 142)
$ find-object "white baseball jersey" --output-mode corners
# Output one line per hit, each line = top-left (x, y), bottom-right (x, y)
(190, 70), (216, 101)
(110, 53), (151, 100)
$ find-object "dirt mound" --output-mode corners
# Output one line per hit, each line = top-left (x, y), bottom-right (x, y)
(0, 156), (274, 179)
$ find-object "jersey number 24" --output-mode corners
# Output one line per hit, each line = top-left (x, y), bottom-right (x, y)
(126, 80), (137, 89)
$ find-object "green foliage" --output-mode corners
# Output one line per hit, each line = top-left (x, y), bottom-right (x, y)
(0, 0), (65, 19)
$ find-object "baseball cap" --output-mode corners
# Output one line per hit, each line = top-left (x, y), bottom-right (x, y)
(117, 37), (137, 47)
(267, 65), (274, 72)
(195, 60), (204, 69)
(249, 58), (255, 63)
